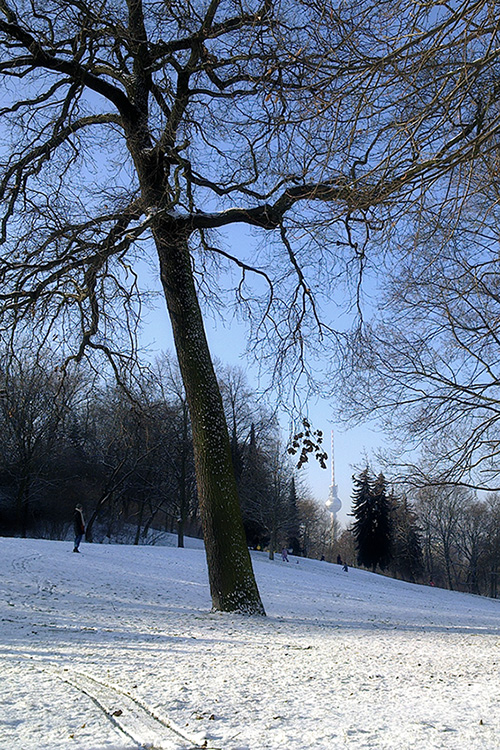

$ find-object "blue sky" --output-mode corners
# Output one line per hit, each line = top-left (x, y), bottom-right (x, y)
(137, 253), (384, 527)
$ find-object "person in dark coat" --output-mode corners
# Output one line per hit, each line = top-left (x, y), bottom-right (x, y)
(73, 504), (85, 553)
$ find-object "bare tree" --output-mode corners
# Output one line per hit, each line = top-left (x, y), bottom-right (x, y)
(324, 6), (500, 491)
(338, 231), (500, 491)
(485, 493), (500, 598)
(456, 499), (489, 594)
(147, 355), (198, 547)
(413, 485), (473, 590)
(0, 344), (83, 536)
(312, 507), (340, 562)
(297, 497), (326, 560)
(217, 364), (272, 484)
(262, 441), (296, 560)
(83, 384), (165, 542)
(2, 0), (500, 612)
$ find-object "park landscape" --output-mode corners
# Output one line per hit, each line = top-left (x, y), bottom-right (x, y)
(2, 2), (500, 747)
(2, 534), (500, 750)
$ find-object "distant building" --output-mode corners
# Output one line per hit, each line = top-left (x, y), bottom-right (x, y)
(325, 431), (342, 517)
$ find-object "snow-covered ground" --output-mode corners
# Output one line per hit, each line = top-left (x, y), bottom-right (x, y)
(1, 536), (500, 750)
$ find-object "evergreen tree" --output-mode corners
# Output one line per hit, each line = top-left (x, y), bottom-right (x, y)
(390, 495), (424, 583)
(287, 477), (301, 556)
(351, 467), (374, 568)
(352, 468), (393, 572)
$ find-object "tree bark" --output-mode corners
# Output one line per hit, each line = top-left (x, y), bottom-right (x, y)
(155, 221), (265, 614)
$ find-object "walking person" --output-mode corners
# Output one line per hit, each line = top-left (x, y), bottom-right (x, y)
(73, 503), (85, 553)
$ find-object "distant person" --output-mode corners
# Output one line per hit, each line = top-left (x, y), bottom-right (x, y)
(342, 563), (348, 572)
(337, 554), (342, 565)
(281, 547), (289, 562)
(73, 503), (85, 553)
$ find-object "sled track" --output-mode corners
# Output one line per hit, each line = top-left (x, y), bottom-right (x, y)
(57, 670), (220, 750)
(10, 552), (42, 575)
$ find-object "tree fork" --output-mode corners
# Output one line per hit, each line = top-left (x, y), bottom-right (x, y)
(154, 220), (265, 615)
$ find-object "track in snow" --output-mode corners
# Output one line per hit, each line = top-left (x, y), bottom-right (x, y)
(57, 670), (220, 750)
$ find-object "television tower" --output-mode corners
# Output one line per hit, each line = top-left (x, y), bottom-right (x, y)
(325, 431), (342, 516)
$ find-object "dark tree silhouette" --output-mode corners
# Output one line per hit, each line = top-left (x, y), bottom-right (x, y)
(390, 495), (424, 583)
(352, 469), (392, 573)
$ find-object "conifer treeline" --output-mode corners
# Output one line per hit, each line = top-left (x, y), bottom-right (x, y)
(348, 467), (500, 597)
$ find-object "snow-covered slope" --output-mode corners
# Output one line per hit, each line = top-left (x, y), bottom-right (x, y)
(1, 537), (499, 749)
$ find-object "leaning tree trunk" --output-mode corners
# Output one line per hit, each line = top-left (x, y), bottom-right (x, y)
(155, 222), (265, 615)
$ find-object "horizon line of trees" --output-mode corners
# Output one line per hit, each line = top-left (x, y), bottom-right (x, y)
(0, 342), (339, 560)
(5, 334), (499, 600)
(344, 467), (500, 599)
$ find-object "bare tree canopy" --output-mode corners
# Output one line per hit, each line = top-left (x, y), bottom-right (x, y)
(1, 0), (500, 609)
(2, 0), (499, 350)
(338, 228), (500, 491)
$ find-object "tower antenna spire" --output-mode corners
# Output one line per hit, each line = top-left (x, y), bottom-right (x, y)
(325, 429), (342, 516)
(331, 430), (335, 487)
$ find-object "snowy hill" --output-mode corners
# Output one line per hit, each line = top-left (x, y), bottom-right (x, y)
(1, 537), (499, 750)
